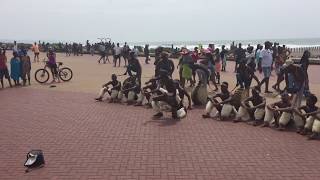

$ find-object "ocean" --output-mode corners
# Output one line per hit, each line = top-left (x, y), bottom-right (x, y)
(130, 38), (320, 50)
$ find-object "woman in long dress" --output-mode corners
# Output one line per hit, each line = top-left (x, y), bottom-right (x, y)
(10, 51), (21, 86)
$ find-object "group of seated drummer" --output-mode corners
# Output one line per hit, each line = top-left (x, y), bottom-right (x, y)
(95, 69), (191, 120)
(202, 83), (320, 140)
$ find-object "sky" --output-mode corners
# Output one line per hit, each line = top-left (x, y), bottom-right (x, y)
(1, 0), (320, 43)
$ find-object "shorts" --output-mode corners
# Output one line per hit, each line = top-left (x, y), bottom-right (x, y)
(0, 68), (10, 79)
(35, 52), (40, 55)
(262, 67), (271, 78)
(215, 62), (221, 73)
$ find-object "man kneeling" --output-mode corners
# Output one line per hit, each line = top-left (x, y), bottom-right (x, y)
(151, 70), (187, 120)
(95, 74), (121, 103)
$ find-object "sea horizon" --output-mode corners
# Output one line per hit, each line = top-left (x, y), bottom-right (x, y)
(1, 37), (320, 49)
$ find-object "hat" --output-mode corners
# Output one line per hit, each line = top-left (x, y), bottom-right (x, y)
(180, 48), (189, 55)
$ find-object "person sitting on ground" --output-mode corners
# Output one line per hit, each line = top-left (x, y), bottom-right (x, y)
(293, 94), (320, 140)
(120, 75), (141, 105)
(202, 82), (233, 120)
(262, 92), (293, 130)
(151, 70), (186, 120)
(95, 74), (121, 102)
(134, 77), (158, 107)
(0, 48), (12, 88)
(234, 86), (266, 125)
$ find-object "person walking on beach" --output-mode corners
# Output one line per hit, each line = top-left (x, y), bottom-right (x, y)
(299, 50), (311, 96)
(214, 48), (222, 84)
(258, 41), (273, 93)
(10, 51), (21, 86)
(114, 43), (122, 67)
(220, 45), (228, 72)
(122, 42), (130, 67)
(31, 42), (40, 62)
(13, 41), (18, 52)
(255, 44), (263, 72)
(234, 43), (246, 72)
(98, 42), (108, 64)
(144, 44), (150, 64)
(0, 49), (12, 88)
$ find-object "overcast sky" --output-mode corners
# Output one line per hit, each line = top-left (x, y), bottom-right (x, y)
(1, 0), (319, 43)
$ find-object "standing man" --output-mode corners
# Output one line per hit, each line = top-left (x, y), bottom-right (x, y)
(220, 45), (228, 72)
(234, 43), (246, 72)
(114, 43), (122, 67)
(13, 41), (18, 53)
(32, 42), (40, 62)
(144, 44), (150, 64)
(259, 41), (273, 93)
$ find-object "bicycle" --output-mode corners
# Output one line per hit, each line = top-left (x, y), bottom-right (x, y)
(34, 60), (73, 84)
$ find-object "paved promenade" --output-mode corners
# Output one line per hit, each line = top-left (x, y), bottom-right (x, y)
(1, 52), (320, 180)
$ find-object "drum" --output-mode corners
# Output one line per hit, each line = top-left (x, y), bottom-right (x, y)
(191, 84), (208, 105)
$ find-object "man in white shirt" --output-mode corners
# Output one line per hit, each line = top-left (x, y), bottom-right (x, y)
(258, 41), (273, 93)
(13, 41), (18, 52)
(114, 43), (122, 67)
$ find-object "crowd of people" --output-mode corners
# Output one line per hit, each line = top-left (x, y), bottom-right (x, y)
(0, 48), (31, 88)
(94, 41), (319, 140)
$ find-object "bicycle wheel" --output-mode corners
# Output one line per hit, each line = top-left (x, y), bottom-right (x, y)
(35, 69), (50, 83)
(59, 67), (73, 82)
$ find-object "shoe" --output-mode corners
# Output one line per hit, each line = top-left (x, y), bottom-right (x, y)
(261, 122), (269, 128)
(95, 98), (102, 101)
(153, 112), (163, 118)
(202, 114), (211, 118)
(307, 133), (317, 140)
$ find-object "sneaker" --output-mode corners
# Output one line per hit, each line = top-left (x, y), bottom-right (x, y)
(153, 112), (163, 118)
(202, 114), (211, 119)
(95, 97), (102, 101)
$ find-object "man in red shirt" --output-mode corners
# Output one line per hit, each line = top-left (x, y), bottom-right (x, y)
(0, 49), (12, 88)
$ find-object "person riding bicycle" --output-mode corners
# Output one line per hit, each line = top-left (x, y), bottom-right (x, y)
(47, 48), (59, 83)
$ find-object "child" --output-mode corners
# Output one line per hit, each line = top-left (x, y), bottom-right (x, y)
(10, 51), (21, 86)
(294, 94), (320, 140)
(135, 77), (158, 107)
(20, 49), (31, 86)
(202, 82), (233, 120)
(262, 93), (292, 130)
(234, 86), (266, 126)
(95, 74), (121, 103)
(0, 49), (12, 88)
